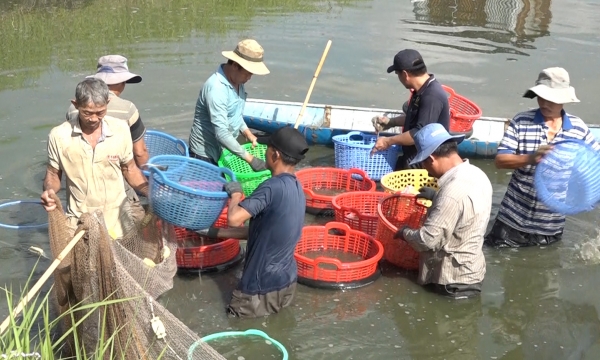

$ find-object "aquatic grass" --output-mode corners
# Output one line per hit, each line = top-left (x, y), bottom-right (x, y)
(0, 262), (162, 360)
(0, 0), (367, 91)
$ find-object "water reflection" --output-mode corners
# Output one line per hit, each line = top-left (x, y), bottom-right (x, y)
(0, 0), (361, 92)
(409, 0), (552, 54)
(488, 247), (600, 359)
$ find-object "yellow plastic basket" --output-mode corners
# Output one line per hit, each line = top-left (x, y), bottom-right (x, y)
(380, 170), (438, 207)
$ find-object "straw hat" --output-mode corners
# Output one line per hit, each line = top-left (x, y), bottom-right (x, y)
(222, 39), (270, 75)
(523, 67), (579, 105)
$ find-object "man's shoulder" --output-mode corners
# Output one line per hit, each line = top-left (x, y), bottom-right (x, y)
(512, 109), (537, 124)
(49, 120), (75, 138)
(565, 113), (589, 130)
(422, 78), (449, 103)
(104, 115), (131, 134)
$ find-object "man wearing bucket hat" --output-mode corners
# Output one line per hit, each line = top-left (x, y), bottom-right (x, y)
(66, 55), (148, 221)
(188, 39), (270, 170)
(485, 67), (600, 248)
(370, 49), (451, 171)
(198, 126), (308, 318)
(67, 55), (148, 167)
(394, 123), (492, 299)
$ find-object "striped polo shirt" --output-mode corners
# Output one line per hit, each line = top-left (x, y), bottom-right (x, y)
(496, 109), (600, 235)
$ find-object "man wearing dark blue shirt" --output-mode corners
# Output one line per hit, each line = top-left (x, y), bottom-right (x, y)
(216, 126), (308, 318)
(371, 49), (450, 170)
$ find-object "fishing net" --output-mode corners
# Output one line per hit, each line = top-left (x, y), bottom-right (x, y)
(47, 193), (225, 360)
(534, 139), (600, 215)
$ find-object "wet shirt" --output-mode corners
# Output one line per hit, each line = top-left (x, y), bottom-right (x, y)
(238, 173), (306, 295)
(496, 109), (600, 235)
(398, 74), (450, 169)
(188, 64), (249, 163)
(66, 92), (146, 142)
(47, 116), (133, 238)
(403, 160), (492, 286)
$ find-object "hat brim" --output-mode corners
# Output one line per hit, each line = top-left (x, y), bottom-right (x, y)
(386, 64), (396, 74)
(222, 51), (270, 75)
(409, 134), (465, 166)
(87, 72), (142, 85)
(523, 85), (579, 105)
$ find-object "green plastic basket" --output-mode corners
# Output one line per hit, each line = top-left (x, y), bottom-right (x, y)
(218, 143), (272, 196)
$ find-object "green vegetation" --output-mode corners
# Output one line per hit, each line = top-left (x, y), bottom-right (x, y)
(0, 0), (363, 92)
(0, 263), (143, 359)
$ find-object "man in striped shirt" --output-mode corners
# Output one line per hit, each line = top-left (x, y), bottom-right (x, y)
(485, 67), (600, 248)
(395, 123), (493, 299)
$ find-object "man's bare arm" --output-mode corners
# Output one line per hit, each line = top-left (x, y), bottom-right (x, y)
(121, 159), (149, 197)
(43, 165), (62, 192)
(132, 139), (149, 167)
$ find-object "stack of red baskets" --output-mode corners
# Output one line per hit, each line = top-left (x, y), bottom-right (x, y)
(295, 167), (376, 211)
(375, 194), (428, 270)
(174, 199), (244, 273)
(295, 222), (383, 289)
(331, 191), (389, 237)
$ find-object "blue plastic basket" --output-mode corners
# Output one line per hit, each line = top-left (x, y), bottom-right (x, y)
(534, 139), (600, 215)
(143, 130), (189, 177)
(332, 131), (401, 181)
(148, 155), (235, 230)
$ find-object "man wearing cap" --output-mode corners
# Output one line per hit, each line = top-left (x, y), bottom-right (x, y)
(66, 55), (148, 221)
(201, 126), (308, 318)
(394, 123), (492, 298)
(371, 49), (451, 171)
(485, 67), (600, 248)
(188, 39), (269, 171)
(42, 78), (150, 239)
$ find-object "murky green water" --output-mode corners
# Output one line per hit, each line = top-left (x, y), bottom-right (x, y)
(2, 0), (600, 358)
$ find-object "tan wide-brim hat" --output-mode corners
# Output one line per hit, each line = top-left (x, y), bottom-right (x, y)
(523, 67), (579, 105)
(222, 39), (270, 75)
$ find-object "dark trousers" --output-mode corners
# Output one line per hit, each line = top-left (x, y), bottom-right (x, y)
(189, 151), (217, 166)
(425, 282), (482, 299)
(484, 219), (563, 248)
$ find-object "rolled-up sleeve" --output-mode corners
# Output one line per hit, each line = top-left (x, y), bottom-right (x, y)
(403, 195), (461, 252)
(47, 133), (61, 170)
(206, 89), (247, 159)
(497, 118), (519, 155)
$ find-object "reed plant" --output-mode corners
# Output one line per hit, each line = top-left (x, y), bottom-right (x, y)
(0, 262), (151, 360)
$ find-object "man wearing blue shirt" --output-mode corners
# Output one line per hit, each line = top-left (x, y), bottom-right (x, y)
(189, 39), (269, 171)
(203, 126), (308, 318)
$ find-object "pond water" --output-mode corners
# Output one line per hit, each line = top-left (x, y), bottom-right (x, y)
(1, 0), (600, 359)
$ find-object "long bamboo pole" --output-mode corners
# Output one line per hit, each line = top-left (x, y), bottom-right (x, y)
(0, 230), (86, 335)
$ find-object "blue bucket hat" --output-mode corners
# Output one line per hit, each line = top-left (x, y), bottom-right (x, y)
(409, 123), (465, 165)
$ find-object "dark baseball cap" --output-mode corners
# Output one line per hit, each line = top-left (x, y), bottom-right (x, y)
(257, 126), (309, 160)
(387, 49), (426, 74)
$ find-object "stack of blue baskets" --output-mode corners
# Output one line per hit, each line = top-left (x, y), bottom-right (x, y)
(143, 130), (189, 177)
(332, 131), (401, 181)
(148, 155), (235, 230)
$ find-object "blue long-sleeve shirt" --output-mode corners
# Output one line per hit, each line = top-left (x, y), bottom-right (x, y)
(189, 64), (249, 163)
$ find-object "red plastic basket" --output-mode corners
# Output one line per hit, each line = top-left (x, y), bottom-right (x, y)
(295, 222), (383, 285)
(174, 227), (240, 269)
(213, 195), (246, 228)
(295, 167), (376, 210)
(375, 193), (428, 270)
(442, 85), (482, 133)
(331, 191), (389, 237)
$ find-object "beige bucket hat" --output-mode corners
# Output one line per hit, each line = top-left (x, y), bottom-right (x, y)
(523, 67), (579, 104)
(87, 55), (142, 85)
(222, 39), (270, 75)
